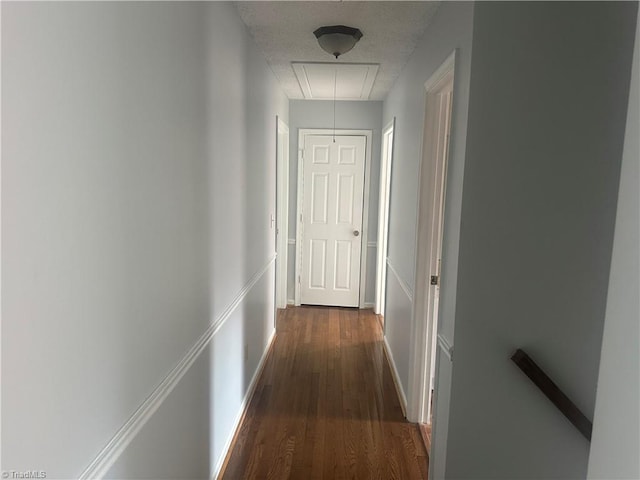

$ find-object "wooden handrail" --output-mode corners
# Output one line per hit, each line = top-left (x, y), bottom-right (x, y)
(511, 348), (592, 441)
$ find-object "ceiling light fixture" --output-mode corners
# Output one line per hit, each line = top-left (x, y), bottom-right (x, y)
(313, 25), (363, 59)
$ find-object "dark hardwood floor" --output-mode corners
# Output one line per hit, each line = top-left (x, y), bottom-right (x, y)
(219, 306), (428, 479)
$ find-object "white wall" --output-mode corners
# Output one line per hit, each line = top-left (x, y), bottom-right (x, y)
(287, 100), (383, 306)
(381, 3), (475, 477)
(588, 8), (639, 480)
(1, 2), (287, 478)
(445, 2), (637, 479)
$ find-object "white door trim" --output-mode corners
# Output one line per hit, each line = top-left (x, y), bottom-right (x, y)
(407, 50), (457, 424)
(275, 116), (289, 310)
(295, 128), (373, 308)
(375, 118), (396, 317)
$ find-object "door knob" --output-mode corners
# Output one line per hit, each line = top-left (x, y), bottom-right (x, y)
(353, 230), (360, 237)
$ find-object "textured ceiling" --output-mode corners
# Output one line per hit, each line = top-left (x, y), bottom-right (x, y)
(236, 1), (441, 101)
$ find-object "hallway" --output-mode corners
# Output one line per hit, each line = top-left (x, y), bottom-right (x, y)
(220, 307), (428, 479)
(2, 3), (638, 478)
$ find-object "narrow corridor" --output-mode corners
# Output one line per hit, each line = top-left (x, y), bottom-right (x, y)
(220, 306), (428, 479)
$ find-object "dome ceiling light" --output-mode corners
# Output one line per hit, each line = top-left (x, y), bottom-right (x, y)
(313, 25), (363, 59)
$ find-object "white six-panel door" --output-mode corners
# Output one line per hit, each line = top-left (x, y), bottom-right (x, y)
(300, 135), (366, 307)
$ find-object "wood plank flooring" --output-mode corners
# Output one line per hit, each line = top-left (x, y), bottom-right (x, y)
(419, 423), (432, 456)
(220, 306), (428, 479)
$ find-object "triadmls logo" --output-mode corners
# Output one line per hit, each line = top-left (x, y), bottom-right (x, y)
(2, 471), (47, 479)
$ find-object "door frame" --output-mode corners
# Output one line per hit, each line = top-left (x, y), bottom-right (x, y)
(375, 118), (396, 317)
(407, 50), (456, 423)
(275, 116), (290, 310)
(294, 128), (373, 308)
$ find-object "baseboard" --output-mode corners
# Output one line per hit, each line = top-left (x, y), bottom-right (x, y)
(78, 255), (276, 480)
(214, 328), (276, 479)
(383, 336), (408, 418)
(363, 302), (375, 308)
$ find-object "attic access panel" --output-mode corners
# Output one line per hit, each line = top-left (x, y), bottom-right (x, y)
(292, 62), (379, 101)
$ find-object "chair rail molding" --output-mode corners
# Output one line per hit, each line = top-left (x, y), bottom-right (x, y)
(386, 257), (414, 301)
(437, 334), (454, 361)
(78, 255), (277, 480)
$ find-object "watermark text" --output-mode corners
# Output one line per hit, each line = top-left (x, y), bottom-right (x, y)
(2, 471), (47, 479)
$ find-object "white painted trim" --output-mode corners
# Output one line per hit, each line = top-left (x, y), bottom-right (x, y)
(363, 302), (375, 308)
(276, 117), (290, 310)
(292, 63), (313, 99)
(437, 334), (454, 362)
(367, 241), (377, 248)
(292, 63), (379, 101)
(287, 298), (295, 305)
(386, 257), (414, 301)
(295, 129), (373, 308)
(408, 49), (457, 425)
(294, 136), (304, 306)
(360, 131), (373, 309)
(287, 238), (296, 245)
(79, 255), (277, 480)
(424, 50), (457, 93)
(375, 118), (396, 315)
(214, 328), (276, 479)
(383, 336), (408, 418)
(360, 64), (379, 100)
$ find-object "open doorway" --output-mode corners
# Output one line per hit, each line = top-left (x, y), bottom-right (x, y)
(408, 52), (456, 454)
(375, 118), (396, 328)
(275, 116), (289, 317)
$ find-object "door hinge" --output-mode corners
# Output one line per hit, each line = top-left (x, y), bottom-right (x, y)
(430, 275), (439, 286)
